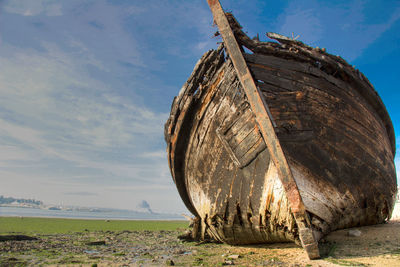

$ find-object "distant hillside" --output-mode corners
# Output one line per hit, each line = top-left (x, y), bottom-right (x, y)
(0, 195), (43, 206)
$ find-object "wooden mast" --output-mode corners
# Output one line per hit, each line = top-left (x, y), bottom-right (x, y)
(206, 0), (320, 259)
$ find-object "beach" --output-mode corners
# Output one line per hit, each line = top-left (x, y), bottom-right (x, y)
(1, 213), (400, 266)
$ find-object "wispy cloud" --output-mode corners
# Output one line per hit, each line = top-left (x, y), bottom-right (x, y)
(0, 0), (189, 213)
(64, 191), (99, 196)
(140, 150), (166, 159)
(0, 145), (35, 162)
(3, 0), (62, 17)
(0, 42), (169, 171)
(277, 0), (400, 61)
(395, 138), (400, 186)
(278, 5), (322, 45)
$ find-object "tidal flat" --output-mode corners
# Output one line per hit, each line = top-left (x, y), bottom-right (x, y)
(0, 217), (188, 234)
(1, 217), (400, 266)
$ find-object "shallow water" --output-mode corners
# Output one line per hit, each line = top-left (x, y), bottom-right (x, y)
(0, 206), (183, 220)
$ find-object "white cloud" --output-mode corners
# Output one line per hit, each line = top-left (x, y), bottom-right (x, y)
(0, 145), (34, 162)
(4, 0), (62, 16)
(122, 1), (214, 58)
(277, 0), (400, 61)
(140, 150), (167, 159)
(0, 43), (166, 157)
(196, 41), (214, 51)
(395, 138), (400, 186)
(0, 43), (161, 149)
(0, 0), (186, 212)
(279, 7), (323, 45)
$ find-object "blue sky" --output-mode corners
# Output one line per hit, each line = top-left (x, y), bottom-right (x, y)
(0, 0), (399, 214)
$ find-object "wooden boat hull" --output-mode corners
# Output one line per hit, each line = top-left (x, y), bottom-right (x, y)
(164, 12), (397, 256)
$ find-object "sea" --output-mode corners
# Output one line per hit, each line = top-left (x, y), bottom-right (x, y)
(2, 202), (398, 221)
(0, 206), (184, 220)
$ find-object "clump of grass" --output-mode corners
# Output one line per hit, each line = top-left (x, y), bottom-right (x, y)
(327, 243), (337, 257)
(112, 252), (126, 256)
(33, 249), (61, 259)
(198, 250), (217, 257)
(59, 255), (83, 264)
(141, 252), (153, 259)
(390, 248), (400, 255)
(193, 257), (204, 265)
(324, 257), (366, 266)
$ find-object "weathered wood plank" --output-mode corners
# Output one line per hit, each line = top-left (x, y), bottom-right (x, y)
(244, 52), (394, 154)
(250, 62), (390, 157)
(207, 0), (319, 258)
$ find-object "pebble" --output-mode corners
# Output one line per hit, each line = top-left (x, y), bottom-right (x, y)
(348, 229), (362, 237)
(228, 254), (240, 259)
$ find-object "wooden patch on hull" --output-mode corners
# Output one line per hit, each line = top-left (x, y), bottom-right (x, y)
(216, 102), (267, 168)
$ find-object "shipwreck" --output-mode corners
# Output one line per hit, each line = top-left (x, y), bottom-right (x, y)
(164, 0), (397, 259)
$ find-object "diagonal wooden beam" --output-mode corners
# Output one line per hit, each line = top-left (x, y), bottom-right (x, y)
(206, 0), (320, 259)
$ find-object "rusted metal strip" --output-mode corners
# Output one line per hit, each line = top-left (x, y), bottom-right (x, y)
(206, 0), (320, 259)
